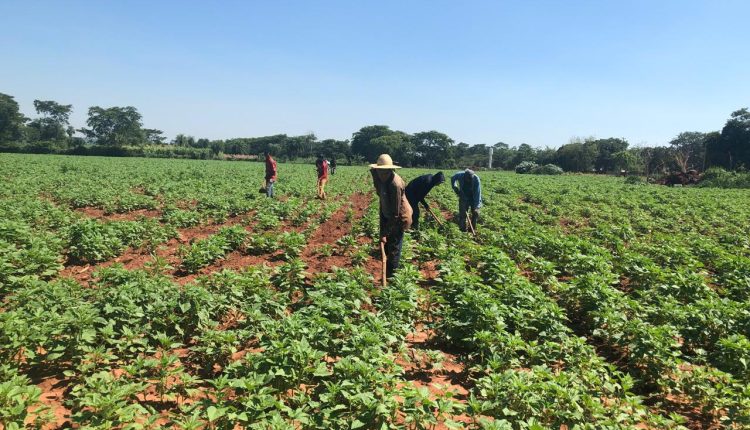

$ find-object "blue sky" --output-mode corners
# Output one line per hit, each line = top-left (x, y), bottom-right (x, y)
(1, 0), (748, 147)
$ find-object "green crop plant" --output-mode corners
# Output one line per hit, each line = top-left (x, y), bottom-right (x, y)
(278, 231), (306, 260)
(3, 154), (750, 428)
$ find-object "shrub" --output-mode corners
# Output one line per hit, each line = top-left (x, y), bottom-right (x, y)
(515, 161), (538, 174)
(700, 167), (750, 188)
(530, 164), (564, 175)
(624, 175), (645, 185)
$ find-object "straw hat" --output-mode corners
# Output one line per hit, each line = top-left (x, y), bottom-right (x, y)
(369, 154), (401, 169)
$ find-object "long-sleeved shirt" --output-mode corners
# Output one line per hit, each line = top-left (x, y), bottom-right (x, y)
(405, 174), (439, 209)
(316, 160), (328, 179)
(265, 157), (277, 181)
(451, 171), (482, 208)
(371, 170), (413, 233)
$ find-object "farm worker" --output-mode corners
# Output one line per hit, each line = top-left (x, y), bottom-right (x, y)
(405, 172), (445, 230)
(370, 154), (413, 278)
(264, 151), (277, 198)
(316, 154), (329, 199)
(451, 169), (482, 232)
(330, 157), (337, 175)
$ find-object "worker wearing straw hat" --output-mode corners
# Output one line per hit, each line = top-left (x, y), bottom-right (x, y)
(370, 154), (413, 279)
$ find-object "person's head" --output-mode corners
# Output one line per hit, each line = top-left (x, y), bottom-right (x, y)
(264, 151), (271, 159)
(432, 172), (445, 186)
(375, 169), (394, 182)
(317, 154), (323, 160)
(463, 169), (475, 182)
(369, 153), (400, 182)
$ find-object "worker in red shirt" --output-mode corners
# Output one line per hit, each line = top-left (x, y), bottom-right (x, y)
(264, 151), (277, 198)
(316, 154), (328, 199)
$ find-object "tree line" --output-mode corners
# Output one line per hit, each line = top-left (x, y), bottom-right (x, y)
(1, 92), (748, 173)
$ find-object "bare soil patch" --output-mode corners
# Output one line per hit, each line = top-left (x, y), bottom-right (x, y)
(301, 192), (372, 276)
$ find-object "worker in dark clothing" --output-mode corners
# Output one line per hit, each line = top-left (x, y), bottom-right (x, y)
(405, 172), (445, 230)
(451, 169), (482, 232)
(330, 157), (337, 175)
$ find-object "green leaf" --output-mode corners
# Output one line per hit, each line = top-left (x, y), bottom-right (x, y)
(206, 405), (225, 422)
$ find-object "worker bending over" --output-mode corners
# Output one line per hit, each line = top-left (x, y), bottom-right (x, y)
(405, 172), (445, 230)
(451, 169), (482, 232)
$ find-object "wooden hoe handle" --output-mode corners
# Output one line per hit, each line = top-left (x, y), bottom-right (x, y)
(424, 202), (444, 226)
(466, 211), (476, 236)
(380, 240), (387, 287)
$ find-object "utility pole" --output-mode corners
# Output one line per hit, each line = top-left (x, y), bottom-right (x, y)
(488, 147), (493, 169)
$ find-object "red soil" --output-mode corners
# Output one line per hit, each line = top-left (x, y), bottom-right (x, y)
(36, 376), (71, 429)
(399, 327), (470, 399)
(58, 214), (254, 285)
(300, 192), (373, 278)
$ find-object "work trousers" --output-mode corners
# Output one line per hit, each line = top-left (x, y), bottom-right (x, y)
(407, 197), (421, 230)
(317, 177), (328, 199)
(380, 213), (404, 278)
(458, 199), (479, 232)
(265, 179), (275, 198)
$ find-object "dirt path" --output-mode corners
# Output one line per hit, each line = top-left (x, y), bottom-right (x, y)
(36, 376), (71, 430)
(300, 192), (372, 278)
(392, 260), (476, 428)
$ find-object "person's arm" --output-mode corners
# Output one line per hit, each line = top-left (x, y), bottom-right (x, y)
(420, 179), (438, 208)
(386, 181), (401, 235)
(451, 173), (461, 194)
(473, 176), (482, 209)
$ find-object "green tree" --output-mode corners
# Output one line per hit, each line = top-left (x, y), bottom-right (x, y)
(388, 132), (415, 166)
(706, 108), (750, 170)
(369, 132), (411, 165)
(172, 134), (195, 147)
(593, 138), (629, 172)
(536, 147), (558, 165)
(210, 140), (225, 155)
(81, 106), (144, 146)
(612, 149), (643, 174)
(554, 139), (598, 172)
(316, 139), (351, 163)
(412, 130), (454, 167)
(0, 93), (27, 143)
(492, 142), (515, 169)
(27, 99), (73, 142)
(637, 146), (674, 178)
(281, 133), (316, 159)
(513, 143), (537, 167)
(143, 129), (165, 144)
(351, 125), (394, 162)
(668, 131), (707, 172)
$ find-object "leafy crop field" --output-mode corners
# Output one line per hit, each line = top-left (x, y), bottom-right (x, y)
(1, 153), (749, 429)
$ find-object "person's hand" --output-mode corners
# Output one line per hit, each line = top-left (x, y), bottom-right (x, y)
(471, 209), (479, 217)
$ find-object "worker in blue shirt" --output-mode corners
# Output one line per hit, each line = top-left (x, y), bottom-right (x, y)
(405, 172), (445, 230)
(451, 169), (482, 232)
